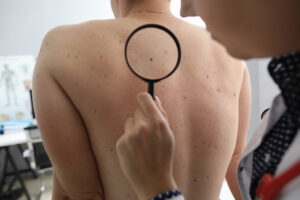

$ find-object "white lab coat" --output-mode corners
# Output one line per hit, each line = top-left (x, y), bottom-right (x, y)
(238, 95), (300, 200)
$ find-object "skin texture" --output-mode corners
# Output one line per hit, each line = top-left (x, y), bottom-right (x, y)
(33, 0), (251, 199)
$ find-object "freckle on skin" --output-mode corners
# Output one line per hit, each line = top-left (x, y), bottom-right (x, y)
(206, 75), (209, 79)
(46, 42), (49, 46)
(193, 179), (197, 182)
(234, 92), (237, 97)
(206, 175), (209, 178)
(214, 145), (218, 150)
(164, 50), (168, 54)
(67, 54), (70, 58)
(94, 110), (97, 114)
(217, 88), (221, 93)
(127, 194), (131, 198)
(149, 58), (153, 61)
(182, 96), (187, 100)
(119, 40), (122, 43)
(110, 148), (114, 152)
(75, 53), (80, 59)
(90, 66), (94, 70)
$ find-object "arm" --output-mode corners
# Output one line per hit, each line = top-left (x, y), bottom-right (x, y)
(33, 28), (104, 200)
(116, 93), (178, 200)
(226, 65), (251, 200)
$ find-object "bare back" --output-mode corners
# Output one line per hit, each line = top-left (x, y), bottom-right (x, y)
(33, 15), (250, 200)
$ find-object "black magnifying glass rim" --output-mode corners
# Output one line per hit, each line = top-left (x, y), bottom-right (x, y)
(125, 24), (181, 83)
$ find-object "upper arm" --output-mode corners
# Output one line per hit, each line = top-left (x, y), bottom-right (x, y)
(33, 28), (104, 199)
(234, 64), (252, 157)
(225, 63), (251, 200)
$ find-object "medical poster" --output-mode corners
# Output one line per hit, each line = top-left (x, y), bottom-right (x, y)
(0, 56), (36, 123)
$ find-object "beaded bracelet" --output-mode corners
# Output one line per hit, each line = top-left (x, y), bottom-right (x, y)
(149, 189), (184, 200)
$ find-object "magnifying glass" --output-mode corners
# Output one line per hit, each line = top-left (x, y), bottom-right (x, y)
(125, 24), (181, 98)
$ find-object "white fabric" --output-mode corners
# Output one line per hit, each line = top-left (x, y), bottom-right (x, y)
(238, 95), (300, 200)
(165, 195), (185, 200)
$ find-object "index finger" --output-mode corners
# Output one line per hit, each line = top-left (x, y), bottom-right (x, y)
(137, 92), (162, 119)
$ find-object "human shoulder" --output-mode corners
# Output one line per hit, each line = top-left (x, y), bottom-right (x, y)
(36, 20), (116, 70)
(40, 19), (116, 51)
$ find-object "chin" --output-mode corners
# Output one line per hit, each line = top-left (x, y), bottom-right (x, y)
(225, 48), (253, 60)
(208, 30), (257, 60)
(180, 3), (197, 17)
(211, 35), (252, 59)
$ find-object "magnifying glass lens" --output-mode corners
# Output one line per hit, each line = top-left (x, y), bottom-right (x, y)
(126, 27), (178, 80)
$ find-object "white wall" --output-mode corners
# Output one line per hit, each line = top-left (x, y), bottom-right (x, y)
(246, 60), (261, 140)
(0, 0), (114, 56)
(258, 58), (280, 113)
(245, 58), (280, 140)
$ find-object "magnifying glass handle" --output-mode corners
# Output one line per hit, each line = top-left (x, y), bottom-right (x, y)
(148, 82), (154, 99)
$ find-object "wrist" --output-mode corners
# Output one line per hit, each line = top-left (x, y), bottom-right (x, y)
(135, 177), (178, 200)
(150, 189), (183, 200)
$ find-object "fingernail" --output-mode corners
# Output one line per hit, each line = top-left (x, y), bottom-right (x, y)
(155, 96), (161, 105)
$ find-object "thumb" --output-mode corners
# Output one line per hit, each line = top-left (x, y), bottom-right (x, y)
(137, 92), (161, 119)
(155, 96), (169, 121)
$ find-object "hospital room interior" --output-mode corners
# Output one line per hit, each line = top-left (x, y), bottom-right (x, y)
(0, 0), (280, 200)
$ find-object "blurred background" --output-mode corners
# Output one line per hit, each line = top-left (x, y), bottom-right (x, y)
(0, 0), (280, 199)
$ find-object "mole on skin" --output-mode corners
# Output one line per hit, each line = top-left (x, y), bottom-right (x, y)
(75, 53), (80, 59)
